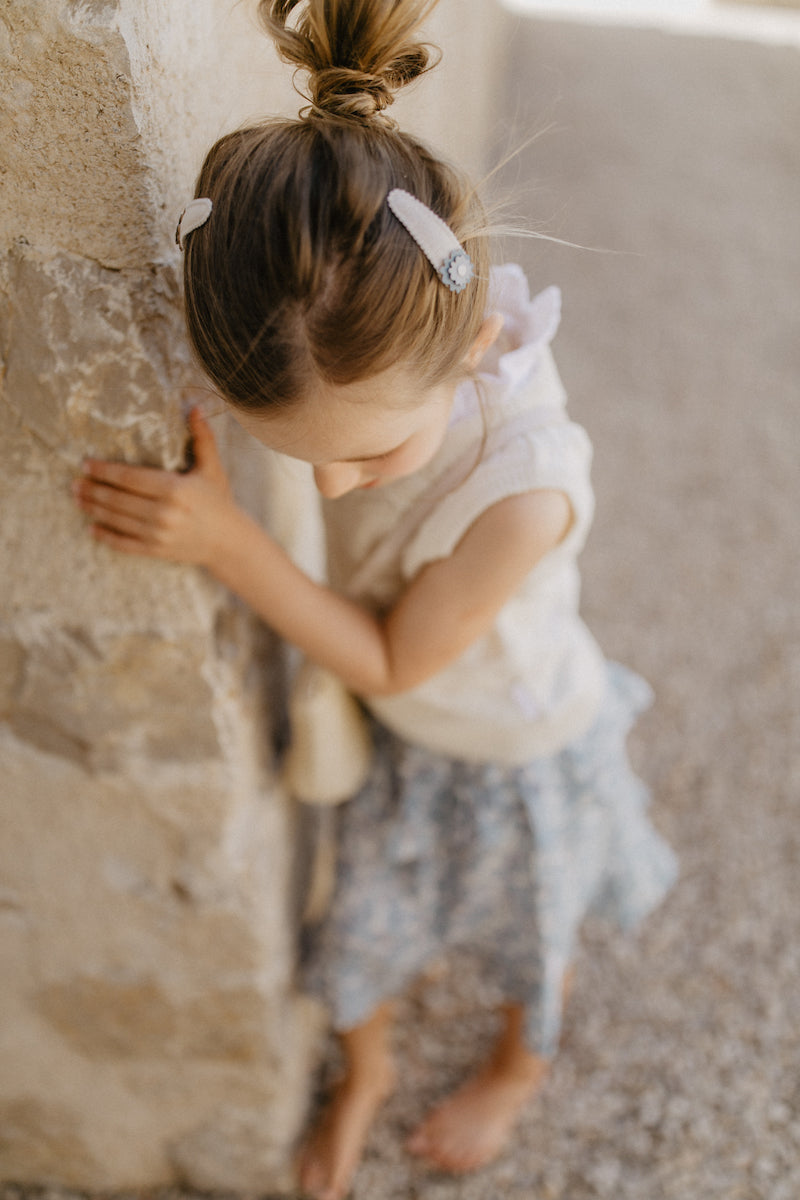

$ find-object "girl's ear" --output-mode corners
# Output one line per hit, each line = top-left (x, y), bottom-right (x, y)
(463, 312), (504, 371)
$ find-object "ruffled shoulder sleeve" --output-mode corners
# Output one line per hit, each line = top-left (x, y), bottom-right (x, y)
(481, 265), (562, 401)
(400, 268), (594, 582)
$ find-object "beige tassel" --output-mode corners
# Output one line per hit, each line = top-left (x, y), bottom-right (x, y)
(282, 661), (372, 805)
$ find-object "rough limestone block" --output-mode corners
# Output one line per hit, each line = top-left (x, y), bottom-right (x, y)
(0, 1), (155, 269)
(0, 1), (313, 1189)
(0, 637), (23, 716)
(9, 628), (221, 769)
(0, 727), (312, 1190)
(2, 246), (190, 468)
(0, 0), (498, 1188)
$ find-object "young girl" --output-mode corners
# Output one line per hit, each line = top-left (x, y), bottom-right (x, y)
(75, 2), (677, 1196)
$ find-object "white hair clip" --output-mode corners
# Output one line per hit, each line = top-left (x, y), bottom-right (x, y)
(387, 188), (474, 294)
(175, 197), (213, 250)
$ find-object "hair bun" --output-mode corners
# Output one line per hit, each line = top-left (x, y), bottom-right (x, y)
(261, 0), (440, 123)
(306, 62), (416, 122)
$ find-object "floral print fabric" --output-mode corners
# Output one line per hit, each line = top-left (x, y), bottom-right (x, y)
(301, 663), (678, 1057)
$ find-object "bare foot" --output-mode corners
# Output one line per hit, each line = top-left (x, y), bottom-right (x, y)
(407, 1000), (557, 1175)
(298, 1001), (396, 1199)
(406, 1050), (548, 1174)
(297, 1064), (395, 1200)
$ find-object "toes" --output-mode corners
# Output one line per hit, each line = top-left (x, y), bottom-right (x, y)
(408, 1118), (480, 1173)
(431, 1136), (484, 1174)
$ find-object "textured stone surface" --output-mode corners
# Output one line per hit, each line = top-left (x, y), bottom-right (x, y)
(0, 1101), (98, 1184)
(0, 0), (500, 1190)
(0, 637), (23, 716)
(0, 0), (308, 1190)
(1, 248), (190, 468)
(167, 1104), (298, 1191)
(35, 976), (275, 1062)
(0, 726), (310, 1189)
(10, 629), (220, 768)
(0, 0), (150, 269)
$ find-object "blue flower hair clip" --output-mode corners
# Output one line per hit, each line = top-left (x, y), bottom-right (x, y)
(439, 247), (475, 293)
(387, 189), (474, 294)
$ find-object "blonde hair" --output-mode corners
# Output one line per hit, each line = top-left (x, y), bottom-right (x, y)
(183, 0), (491, 412)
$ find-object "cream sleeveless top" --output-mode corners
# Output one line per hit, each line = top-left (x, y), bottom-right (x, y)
(322, 264), (607, 764)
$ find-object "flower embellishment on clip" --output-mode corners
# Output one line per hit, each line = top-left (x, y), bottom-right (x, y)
(439, 247), (475, 293)
(387, 188), (474, 294)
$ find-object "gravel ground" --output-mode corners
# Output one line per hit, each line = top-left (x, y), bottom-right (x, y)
(4, 15), (799, 1200)
(335, 22), (800, 1199)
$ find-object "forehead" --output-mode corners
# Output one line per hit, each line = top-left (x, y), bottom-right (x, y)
(231, 367), (448, 464)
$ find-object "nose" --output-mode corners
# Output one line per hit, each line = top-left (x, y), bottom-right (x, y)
(312, 462), (366, 499)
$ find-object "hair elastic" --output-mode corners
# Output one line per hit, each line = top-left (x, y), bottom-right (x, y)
(387, 188), (474, 293)
(175, 198), (213, 249)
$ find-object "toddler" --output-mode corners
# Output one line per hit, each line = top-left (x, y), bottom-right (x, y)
(75, 3), (677, 1197)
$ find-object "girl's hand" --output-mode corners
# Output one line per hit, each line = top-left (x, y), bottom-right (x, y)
(73, 408), (237, 566)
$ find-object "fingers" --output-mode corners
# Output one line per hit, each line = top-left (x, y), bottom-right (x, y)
(74, 477), (163, 523)
(80, 457), (178, 499)
(188, 405), (211, 440)
(73, 471), (183, 555)
(89, 523), (169, 559)
(187, 406), (225, 478)
(77, 499), (154, 544)
(73, 414), (233, 564)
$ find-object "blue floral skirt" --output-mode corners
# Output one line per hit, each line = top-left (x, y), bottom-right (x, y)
(301, 663), (678, 1057)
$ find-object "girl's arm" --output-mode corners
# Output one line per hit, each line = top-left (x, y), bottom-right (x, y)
(76, 410), (571, 696)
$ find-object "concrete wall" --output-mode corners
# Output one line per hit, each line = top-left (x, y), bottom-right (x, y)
(0, 0), (499, 1190)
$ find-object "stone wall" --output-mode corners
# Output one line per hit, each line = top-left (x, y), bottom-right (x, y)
(0, 0), (498, 1190)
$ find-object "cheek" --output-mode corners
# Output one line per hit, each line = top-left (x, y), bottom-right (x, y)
(378, 439), (432, 481)
(382, 418), (450, 482)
